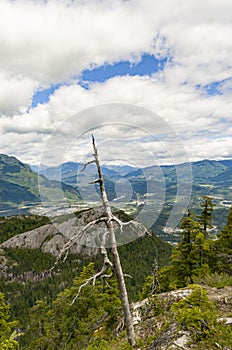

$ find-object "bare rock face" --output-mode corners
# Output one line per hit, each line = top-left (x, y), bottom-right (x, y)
(1, 224), (59, 250)
(41, 234), (68, 256)
(0, 224), (68, 256)
(0, 206), (148, 257)
(0, 221), (100, 257)
(0, 207), (146, 256)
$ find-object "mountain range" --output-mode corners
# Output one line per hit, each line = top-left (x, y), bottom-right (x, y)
(0, 154), (80, 215)
(38, 158), (232, 196)
(1, 153), (232, 236)
(38, 157), (232, 233)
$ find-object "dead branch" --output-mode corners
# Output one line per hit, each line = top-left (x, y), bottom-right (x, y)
(103, 278), (113, 289)
(50, 217), (108, 271)
(89, 178), (101, 184)
(172, 343), (188, 350)
(102, 273), (113, 279)
(71, 266), (105, 305)
(111, 214), (151, 236)
(71, 263), (112, 305)
(81, 159), (96, 172)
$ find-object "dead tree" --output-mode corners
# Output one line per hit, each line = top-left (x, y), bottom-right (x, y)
(51, 135), (151, 346)
(90, 135), (135, 346)
(92, 136), (135, 346)
(151, 257), (160, 295)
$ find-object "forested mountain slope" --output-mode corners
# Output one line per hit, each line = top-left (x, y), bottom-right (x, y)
(0, 154), (80, 214)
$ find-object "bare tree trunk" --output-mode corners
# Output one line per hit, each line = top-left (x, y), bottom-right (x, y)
(151, 257), (159, 295)
(92, 135), (136, 347)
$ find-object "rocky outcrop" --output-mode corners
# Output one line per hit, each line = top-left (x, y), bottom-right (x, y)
(132, 286), (232, 350)
(0, 221), (99, 257)
(0, 207), (147, 256)
(146, 323), (191, 350)
(1, 224), (59, 250)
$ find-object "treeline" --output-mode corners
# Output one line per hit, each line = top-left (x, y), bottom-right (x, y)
(0, 214), (49, 244)
(156, 196), (232, 292)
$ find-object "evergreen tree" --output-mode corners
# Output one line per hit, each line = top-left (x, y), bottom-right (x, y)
(214, 206), (232, 274)
(166, 211), (198, 287)
(27, 263), (121, 350)
(171, 285), (232, 349)
(0, 293), (19, 350)
(197, 196), (215, 235)
(196, 196), (215, 272)
(158, 210), (212, 291)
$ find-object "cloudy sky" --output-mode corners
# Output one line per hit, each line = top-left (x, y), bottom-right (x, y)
(1, 0), (232, 167)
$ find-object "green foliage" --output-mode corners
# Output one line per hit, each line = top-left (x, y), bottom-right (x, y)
(86, 338), (133, 350)
(197, 196), (215, 233)
(171, 285), (232, 348)
(118, 232), (172, 300)
(2, 201), (232, 349)
(171, 285), (217, 336)
(156, 197), (232, 292)
(0, 209), (171, 347)
(0, 293), (19, 349)
(157, 265), (176, 292)
(0, 215), (49, 244)
(0, 248), (99, 347)
(86, 340), (112, 350)
(4, 248), (55, 273)
(193, 272), (232, 288)
(214, 206), (232, 275)
(158, 207), (213, 291)
(140, 275), (154, 299)
(26, 263), (122, 350)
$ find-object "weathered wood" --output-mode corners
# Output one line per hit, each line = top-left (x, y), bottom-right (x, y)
(91, 135), (136, 347)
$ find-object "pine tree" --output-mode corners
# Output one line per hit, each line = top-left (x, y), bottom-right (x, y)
(171, 285), (232, 349)
(0, 293), (19, 350)
(197, 196), (215, 235)
(215, 206), (232, 274)
(27, 263), (121, 350)
(196, 197), (215, 271)
(158, 210), (212, 291)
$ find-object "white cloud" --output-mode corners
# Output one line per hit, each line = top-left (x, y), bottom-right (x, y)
(0, 73), (37, 114)
(186, 137), (232, 162)
(2, 74), (231, 166)
(0, 0), (232, 164)
(1, 1), (231, 102)
(0, 0), (158, 83)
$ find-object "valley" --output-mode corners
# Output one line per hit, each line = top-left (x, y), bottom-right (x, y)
(1, 154), (232, 243)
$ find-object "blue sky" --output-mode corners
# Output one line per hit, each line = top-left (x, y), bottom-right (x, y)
(1, 0), (232, 165)
(31, 84), (61, 108)
(31, 52), (226, 109)
(196, 79), (230, 96)
(31, 54), (168, 108)
(81, 54), (167, 83)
